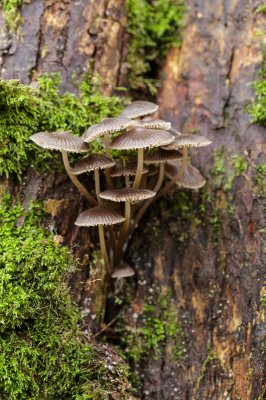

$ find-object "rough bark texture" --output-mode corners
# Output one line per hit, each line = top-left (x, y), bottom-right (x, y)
(1, 0), (266, 399)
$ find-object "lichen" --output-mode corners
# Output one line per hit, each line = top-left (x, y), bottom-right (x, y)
(0, 194), (134, 399)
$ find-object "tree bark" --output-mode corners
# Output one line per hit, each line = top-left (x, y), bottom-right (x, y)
(1, 1), (266, 399)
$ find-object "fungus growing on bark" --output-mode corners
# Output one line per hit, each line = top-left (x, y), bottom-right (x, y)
(31, 101), (211, 295)
(75, 206), (125, 282)
(30, 131), (97, 206)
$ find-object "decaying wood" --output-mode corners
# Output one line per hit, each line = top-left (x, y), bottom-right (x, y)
(1, 0), (266, 399)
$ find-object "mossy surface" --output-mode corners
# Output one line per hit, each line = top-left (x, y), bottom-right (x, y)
(0, 194), (133, 399)
(126, 0), (186, 94)
(0, 72), (124, 179)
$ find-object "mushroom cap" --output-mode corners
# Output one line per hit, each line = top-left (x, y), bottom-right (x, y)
(144, 148), (182, 165)
(82, 117), (133, 142)
(165, 161), (206, 189)
(75, 206), (125, 227)
(99, 187), (155, 202)
(146, 164), (159, 177)
(110, 158), (149, 177)
(30, 131), (90, 153)
(119, 101), (159, 119)
(138, 116), (171, 130)
(111, 264), (135, 278)
(71, 154), (115, 175)
(162, 134), (212, 150)
(110, 127), (174, 150)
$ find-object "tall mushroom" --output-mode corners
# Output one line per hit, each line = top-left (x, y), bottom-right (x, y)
(75, 206), (125, 284)
(110, 157), (149, 188)
(29, 130), (97, 206)
(110, 127), (174, 190)
(82, 117), (133, 189)
(71, 153), (115, 204)
(99, 187), (155, 265)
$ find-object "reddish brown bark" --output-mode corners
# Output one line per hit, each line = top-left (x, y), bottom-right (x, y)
(1, 0), (266, 399)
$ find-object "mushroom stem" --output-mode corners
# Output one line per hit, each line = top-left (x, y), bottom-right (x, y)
(170, 127), (182, 136)
(62, 150), (98, 207)
(125, 175), (130, 188)
(129, 163), (165, 235)
(129, 148), (188, 238)
(115, 200), (131, 266)
(139, 173), (147, 189)
(114, 277), (124, 297)
(98, 225), (114, 290)
(133, 148), (144, 189)
(104, 132), (115, 189)
(94, 169), (103, 205)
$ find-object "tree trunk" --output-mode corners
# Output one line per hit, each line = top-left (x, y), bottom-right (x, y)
(1, 1), (266, 399)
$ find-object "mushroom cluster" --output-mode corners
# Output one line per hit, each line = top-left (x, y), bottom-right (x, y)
(30, 100), (211, 293)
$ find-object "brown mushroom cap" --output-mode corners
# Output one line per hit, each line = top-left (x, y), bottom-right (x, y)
(30, 131), (90, 153)
(137, 116), (171, 130)
(119, 101), (159, 119)
(75, 206), (125, 226)
(71, 154), (115, 175)
(162, 134), (212, 150)
(111, 263), (135, 278)
(110, 158), (149, 177)
(82, 117), (133, 142)
(99, 187), (155, 202)
(110, 127), (174, 150)
(165, 161), (206, 189)
(144, 148), (182, 165)
(146, 164), (159, 177)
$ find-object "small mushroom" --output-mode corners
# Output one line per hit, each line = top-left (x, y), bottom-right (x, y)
(75, 206), (125, 282)
(137, 116), (171, 130)
(110, 158), (149, 187)
(29, 131), (97, 206)
(71, 153), (115, 204)
(111, 127), (174, 189)
(100, 187), (155, 265)
(112, 263), (135, 296)
(164, 161), (206, 189)
(82, 117), (133, 189)
(119, 100), (158, 119)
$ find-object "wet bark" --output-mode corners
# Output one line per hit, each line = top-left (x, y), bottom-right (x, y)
(1, 0), (266, 399)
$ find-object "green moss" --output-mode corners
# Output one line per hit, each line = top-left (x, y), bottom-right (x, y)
(197, 344), (216, 389)
(0, 194), (133, 399)
(253, 162), (266, 196)
(126, 0), (186, 94)
(2, 0), (25, 32)
(0, 71), (125, 179)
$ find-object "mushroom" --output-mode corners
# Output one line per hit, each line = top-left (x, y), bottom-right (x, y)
(29, 130), (97, 206)
(164, 161), (206, 189)
(119, 100), (158, 119)
(75, 206), (125, 283)
(137, 116), (171, 130)
(82, 117), (133, 189)
(99, 187), (155, 264)
(71, 153), (115, 204)
(111, 263), (135, 296)
(110, 127), (174, 190)
(144, 148), (183, 192)
(162, 133), (212, 150)
(110, 157), (149, 187)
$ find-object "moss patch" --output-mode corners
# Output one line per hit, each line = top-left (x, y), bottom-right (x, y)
(0, 194), (133, 399)
(0, 71), (124, 178)
(126, 0), (186, 94)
